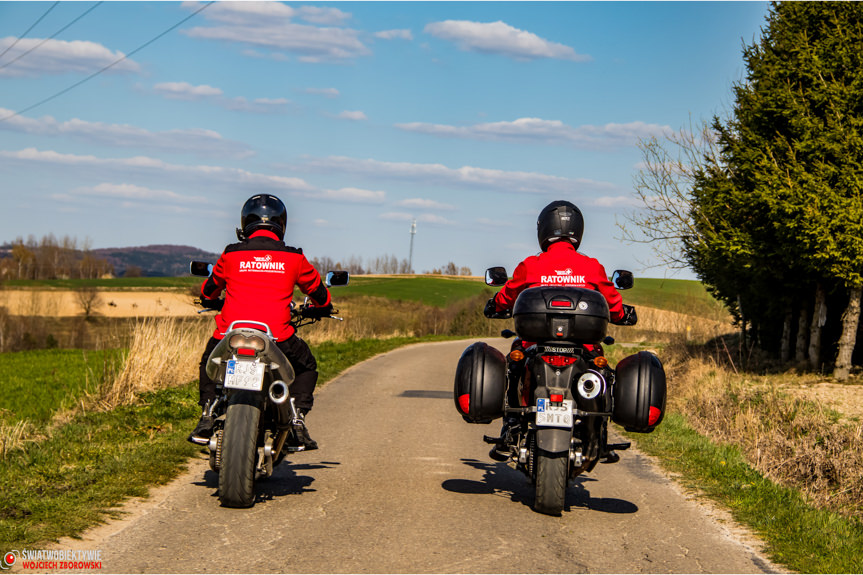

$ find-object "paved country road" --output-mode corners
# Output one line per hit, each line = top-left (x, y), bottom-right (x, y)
(53, 339), (783, 574)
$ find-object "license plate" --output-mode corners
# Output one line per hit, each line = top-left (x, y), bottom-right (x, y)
(536, 398), (573, 428)
(225, 359), (265, 391)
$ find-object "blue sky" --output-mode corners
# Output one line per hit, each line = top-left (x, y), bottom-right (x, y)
(0, 1), (769, 278)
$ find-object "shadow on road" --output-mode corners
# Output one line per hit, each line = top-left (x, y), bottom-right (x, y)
(193, 460), (340, 505)
(442, 458), (638, 515)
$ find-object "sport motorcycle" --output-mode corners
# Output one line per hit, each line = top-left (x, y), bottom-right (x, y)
(454, 267), (666, 515)
(189, 261), (348, 508)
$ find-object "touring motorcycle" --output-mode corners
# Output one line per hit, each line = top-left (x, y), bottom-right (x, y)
(454, 267), (666, 515)
(189, 261), (348, 508)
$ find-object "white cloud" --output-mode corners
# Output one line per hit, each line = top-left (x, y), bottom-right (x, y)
(379, 212), (454, 225)
(298, 156), (616, 196)
(591, 195), (644, 208)
(396, 118), (672, 149)
(74, 182), (206, 203)
(297, 6), (351, 26)
(375, 29), (413, 41)
(223, 96), (291, 113)
(182, 1), (370, 62)
(305, 187), (386, 204)
(0, 37), (140, 77)
(338, 110), (367, 121)
(0, 109), (254, 159)
(0, 148), (313, 194)
(153, 82), (223, 100)
(313, 218), (329, 226)
(424, 20), (589, 62)
(395, 198), (455, 211)
(304, 87), (340, 98)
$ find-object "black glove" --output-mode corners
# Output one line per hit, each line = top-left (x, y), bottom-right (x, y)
(484, 297), (512, 319)
(614, 304), (638, 326)
(302, 303), (333, 319)
(199, 297), (224, 311)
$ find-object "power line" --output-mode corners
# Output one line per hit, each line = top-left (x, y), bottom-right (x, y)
(0, 2), (214, 124)
(0, 2), (103, 73)
(0, 1), (60, 61)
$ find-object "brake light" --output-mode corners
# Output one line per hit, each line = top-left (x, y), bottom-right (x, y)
(550, 394), (564, 402)
(541, 355), (577, 367)
(550, 299), (572, 308)
(649, 406), (662, 426)
(458, 394), (471, 414)
(237, 348), (256, 357)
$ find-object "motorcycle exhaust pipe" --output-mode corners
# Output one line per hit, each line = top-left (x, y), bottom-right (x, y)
(268, 380), (289, 405)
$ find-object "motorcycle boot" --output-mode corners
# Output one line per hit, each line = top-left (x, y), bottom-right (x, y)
(285, 408), (318, 451)
(188, 404), (215, 444)
(488, 415), (519, 461)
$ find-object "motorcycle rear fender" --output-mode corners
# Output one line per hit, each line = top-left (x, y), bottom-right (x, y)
(206, 327), (295, 385)
(535, 427), (571, 453)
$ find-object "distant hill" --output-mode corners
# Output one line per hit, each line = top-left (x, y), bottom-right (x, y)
(92, 245), (220, 277)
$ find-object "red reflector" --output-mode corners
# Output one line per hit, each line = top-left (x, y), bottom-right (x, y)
(550, 299), (572, 308)
(458, 394), (471, 414)
(648, 406), (662, 426)
(541, 355), (577, 367)
(237, 348), (256, 356)
(550, 394), (564, 402)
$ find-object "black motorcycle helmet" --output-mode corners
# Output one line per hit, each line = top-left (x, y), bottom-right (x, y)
(537, 200), (584, 251)
(237, 194), (288, 241)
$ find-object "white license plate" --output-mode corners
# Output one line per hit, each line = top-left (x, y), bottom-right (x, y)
(224, 359), (265, 391)
(536, 398), (573, 428)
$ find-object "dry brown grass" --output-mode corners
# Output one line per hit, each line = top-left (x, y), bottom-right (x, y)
(608, 305), (729, 345)
(94, 317), (211, 410)
(664, 345), (863, 518)
(0, 419), (42, 460)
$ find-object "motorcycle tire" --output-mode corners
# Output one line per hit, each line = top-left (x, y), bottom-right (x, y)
(534, 449), (567, 516)
(219, 395), (261, 508)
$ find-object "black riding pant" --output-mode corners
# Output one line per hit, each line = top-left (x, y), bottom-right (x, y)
(198, 334), (318, 411)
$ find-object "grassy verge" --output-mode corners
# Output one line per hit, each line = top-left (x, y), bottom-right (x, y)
(627, 413), (863, 573)
(0, 334), (469, 549)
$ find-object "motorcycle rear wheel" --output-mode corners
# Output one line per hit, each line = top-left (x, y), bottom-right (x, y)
(534, 449), (567, 515)
(219, 395), (261, 508)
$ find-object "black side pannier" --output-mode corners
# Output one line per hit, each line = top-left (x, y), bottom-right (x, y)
(612, 351), (666, 433)
(512, 286), (609, 342)
(454, 342), (506, 424)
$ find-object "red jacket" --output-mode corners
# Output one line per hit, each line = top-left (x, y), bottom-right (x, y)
(494, 241), (625, 322)
(201, 230), (331, 341)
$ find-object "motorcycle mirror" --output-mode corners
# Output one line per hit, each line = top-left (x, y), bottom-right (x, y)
(190, 261), (214, 277)
(485, 266), (508, 287)
(326, 270), (350, 287)
(612, 270), (634, 290)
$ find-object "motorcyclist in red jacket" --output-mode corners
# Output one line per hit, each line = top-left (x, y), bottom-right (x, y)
(188, 194), (332, 449)
(484, 200), (635, 460)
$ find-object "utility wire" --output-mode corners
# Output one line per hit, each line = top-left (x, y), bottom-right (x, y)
(0, 2), (103, 72)
(0, 1), (60, 61)
(0, 1), (213, 124)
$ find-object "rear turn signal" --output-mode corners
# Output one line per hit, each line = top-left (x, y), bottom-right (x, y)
(593, 356), (608, 368)
(541, 355), (577, 367)
(509, 350), (525, 362)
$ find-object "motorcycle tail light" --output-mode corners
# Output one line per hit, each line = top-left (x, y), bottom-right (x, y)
(593, 356), (608, 368)
(550, 394), (564, 402)
(229, 334), (266, 352)
(541, 355), (577, 367)
(236, 348), (256, 357)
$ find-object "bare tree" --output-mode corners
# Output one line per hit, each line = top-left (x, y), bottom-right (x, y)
(75, 286), (103, 320)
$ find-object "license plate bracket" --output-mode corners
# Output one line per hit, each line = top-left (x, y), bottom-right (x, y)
(536, 398), (573, 428)
(225, 359), (265, 391)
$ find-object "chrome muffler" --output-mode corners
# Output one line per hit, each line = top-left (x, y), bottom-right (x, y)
(268, 380), (289, 404)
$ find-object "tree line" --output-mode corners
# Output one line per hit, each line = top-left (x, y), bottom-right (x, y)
(308, 254), (472, 277)
(626, 2), (863, 380)
(0, 235), (113, 281)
